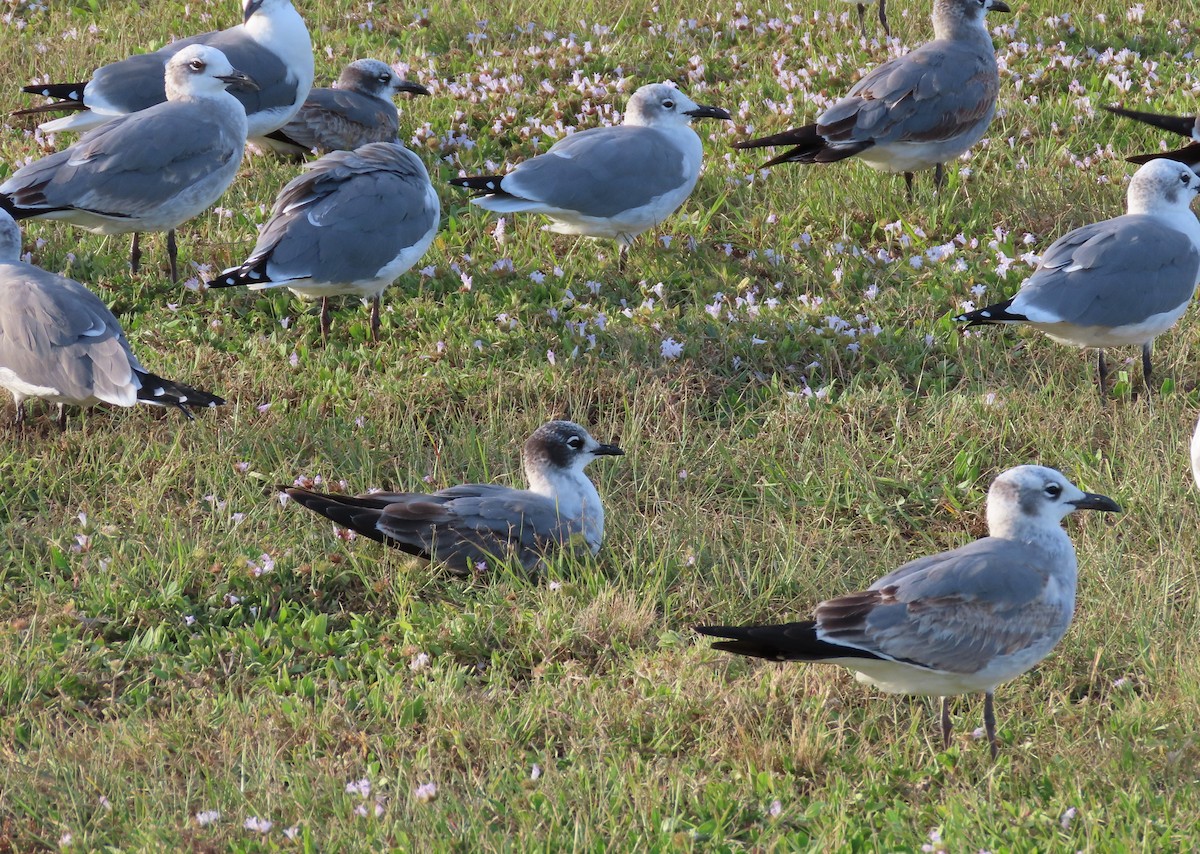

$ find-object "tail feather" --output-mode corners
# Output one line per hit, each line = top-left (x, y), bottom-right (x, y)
(448, 175), (508, 196)
(206, 259), (272, 289)
(1102, 105), (1199, 140)
(283, 486), (424, 554)
(134, 370), (224, 418)
(733, 124), (871, 167)
(696, 621), (884, 662)
(953, 298), (1025, 328)
(20, 82), (89, 104)
(1125, 142), (1200, 167)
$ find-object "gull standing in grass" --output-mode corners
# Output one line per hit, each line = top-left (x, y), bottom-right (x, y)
(697, 465), (1120, 758)
(955, 159), (1200, 394)
(1101, 106), (1200, 167)
(734, 0), (1010, 199)
(449, 83), (731, 270)
(260, 59), (430, 157)
(1, 45), (257, 284)
(282, 421), (624, 575)
(206, 141), (439, 341)
(16, 0), (313, 145)
(0, 210), (224, 429)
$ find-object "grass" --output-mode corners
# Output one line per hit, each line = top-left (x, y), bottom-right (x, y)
(1, 0), (1200, 849)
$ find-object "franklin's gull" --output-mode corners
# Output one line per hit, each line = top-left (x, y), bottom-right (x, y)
(282, 421), (624, 574)
(697, 465), (1120, 757)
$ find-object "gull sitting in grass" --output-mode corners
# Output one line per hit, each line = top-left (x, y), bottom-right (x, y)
(282, 421), (624, 575)
(15, 0), (313, 146)
(955, 159), (1200, 394)
(0, 210), (224, 429)
(261, 59), (430, 157)
(697, 465), (1121, 758)
(449, 83), (730, 271)
(1101, 105), (1200, 167)
(734, 0), (1010, 200)
(2, 45), (257, 283)
(206, 141), (439, 341)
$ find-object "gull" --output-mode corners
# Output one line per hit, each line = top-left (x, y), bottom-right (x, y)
(841, 0), (891, 37)
(261, 59), (430, 157)
(1, 45), (257, 284)
(449, 83), (730, 269)
(955, 159), (1200, 394)
(0, 210), (224, 429)
(205, 141), (440, 341)
(1101, 105), (1200, 167)
(734, 0), (1010, 199)
(16, 0), (313, 144)
(697, 465), (1120, 758)
(281, 421), (624, 574)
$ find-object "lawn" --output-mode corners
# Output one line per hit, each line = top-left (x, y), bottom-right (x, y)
(1, 0), (1199, 849)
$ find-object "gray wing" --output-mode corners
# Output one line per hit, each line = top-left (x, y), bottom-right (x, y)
(819, 537), (1062, 674)
(501, 126), (693, 217)
(818, 39), (998, 144)
(249, 146), (438, 282)
(375, 484), (576, 572)
(3, 101), (243, 217)
(0, 262), (139, 405)
(85, 29), (298, 117)
(1011, 215), (1200, 326)
(279, 88), (398, 151)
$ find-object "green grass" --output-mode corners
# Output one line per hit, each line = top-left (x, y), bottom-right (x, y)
(2, 0), (1200, 849)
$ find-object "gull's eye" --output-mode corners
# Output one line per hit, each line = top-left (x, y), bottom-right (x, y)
(1181, 172), (1192, 185)
(1044, 483), (1062, 499)
(662, 99), (675, 109)
(567, 436), (584, 450)
(190, 59), (206, 72)
(379, 74), (391, 83)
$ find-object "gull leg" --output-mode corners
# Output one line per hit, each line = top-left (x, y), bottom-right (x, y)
(1096, 349), (1108, 395)
(166, 228), (179, 283)
(14, 401), (26, 428)
(1141, 342), (1154, 389)
(130, 233), (142, 274)
(933, 162), (945, 192)
(617, 243), (629, 275)
(319, 297), (331, 343)
(370, 295), (381, 343)
(941, 696), (952, 749)
(904, 172), (915, 203)
(856, 2), (868, 36)
(56, 403), (67, 432)
(879, 0), (890, 36)
(983, 691), (998, 759)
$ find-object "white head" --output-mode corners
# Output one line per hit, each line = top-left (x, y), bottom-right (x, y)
(622, 83), (731, 129)
(1127, 158), (1200, 216)
(338, 59), (430, 100)
(0, 209), (21, 262)
(932, 0), (1010, 38)
(985, 465), (1120, 541)
(164, 45), (258, 101)
(522, 420), (623, 489)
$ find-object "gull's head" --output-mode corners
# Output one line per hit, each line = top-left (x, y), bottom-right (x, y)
(523, 421), (624, 480)
(339, 59), (431, 100)
(986, 465), (1120, 539)
(1127, 158), (1200, 215)
(165, 45), (260, 100)
(0, 209), (21, 263)
(933, 0), (1009, 36)
(622, 83), (732, 129)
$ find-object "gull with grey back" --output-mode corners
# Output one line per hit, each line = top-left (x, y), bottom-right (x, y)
(261, 59), (430, 157)
(1, 45), (256, 284)
(0, 210), (223, 429)
(282, 421), (624, 575)
(697, 465), (1120, 758)
(206, 141), (440, 341)
(955, 159), (1200, 394)
(735, 0), (1010, 199)
(1101, 105), (1200, 167)
(449, 83), (730, 269)
(16, 0), (313, 144)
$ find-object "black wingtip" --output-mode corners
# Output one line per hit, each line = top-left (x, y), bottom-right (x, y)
(205, 262), (272, 290)
(448, 175), (506, 194)
(953, 299), (1024, 328)
(135, 370), (225, 416)
(1101, 104), (1200, 139)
